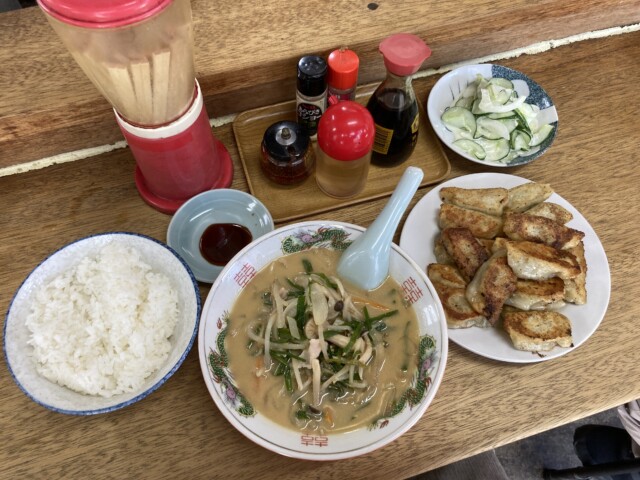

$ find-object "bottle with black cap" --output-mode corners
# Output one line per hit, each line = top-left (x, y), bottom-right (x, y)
(296, 55), (328, 137)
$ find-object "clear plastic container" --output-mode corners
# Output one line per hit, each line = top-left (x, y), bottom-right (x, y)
(38, 0), (196, 126)
(316, 101), (375, 198)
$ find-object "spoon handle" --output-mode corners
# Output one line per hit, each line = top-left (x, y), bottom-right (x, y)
(337, 166), (423, 290)
(368, 166), (424, 249)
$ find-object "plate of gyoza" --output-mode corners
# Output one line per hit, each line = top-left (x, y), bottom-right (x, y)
(400, 173), (611, 363)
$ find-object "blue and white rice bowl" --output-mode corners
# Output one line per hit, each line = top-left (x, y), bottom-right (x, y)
(4, 232), (201, 415)
(198, 221), (448, 460)
(427, 63), (558, 167)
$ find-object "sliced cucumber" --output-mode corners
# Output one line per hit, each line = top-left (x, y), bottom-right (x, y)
(441, 73), (554, 163)
(500, 150), (521, 164)
(478, 88), (526, 113)
(529, 124), (554, 146)
(510, 129), (532, 151)
(471, 98), (485, 115)
(488, 112), (517, 120)
(461, 82), (478, 98)
(489, 77), (514, 89)
(455, 96), (474, 109)
(441, 106), (476, 136)
(498, 118), (519, 133)
(487, 84), (513, 105)
(514, 103), (542, 132)
(475, 116), (510, 140)
(475, 75), (490, 96)
(473, 137), (510, 162)
(513, 110), (530, 134)
(453, 139), (486, 160)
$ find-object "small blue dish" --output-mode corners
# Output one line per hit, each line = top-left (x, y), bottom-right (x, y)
(167, 189), (274, 283)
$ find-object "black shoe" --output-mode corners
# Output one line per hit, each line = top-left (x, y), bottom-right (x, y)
(574, 424), (636, 480)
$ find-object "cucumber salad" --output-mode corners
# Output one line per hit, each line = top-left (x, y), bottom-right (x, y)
(441, 74), (555, 163)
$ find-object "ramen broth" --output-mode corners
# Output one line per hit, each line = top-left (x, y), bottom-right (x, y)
(225, 248), (420, 434)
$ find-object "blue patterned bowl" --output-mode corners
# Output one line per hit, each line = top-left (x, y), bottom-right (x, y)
(198, 221), (448, 460)
(427, 63), (558, 167)
(4, 232), (200, 415)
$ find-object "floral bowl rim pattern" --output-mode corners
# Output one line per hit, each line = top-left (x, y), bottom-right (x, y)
(197, 220), (448, 460)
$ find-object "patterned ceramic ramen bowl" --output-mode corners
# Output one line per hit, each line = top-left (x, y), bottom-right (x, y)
(198, 221), (448, 460)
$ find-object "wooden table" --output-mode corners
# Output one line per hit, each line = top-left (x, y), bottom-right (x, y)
(2, 26), (640, 480)
(2, 0), (640, 168)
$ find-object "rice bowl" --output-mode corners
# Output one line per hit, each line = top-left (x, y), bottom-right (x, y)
(4, 232), (201, 415)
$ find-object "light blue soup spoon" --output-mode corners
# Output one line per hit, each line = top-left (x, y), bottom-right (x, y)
(337, 166), (424, 291)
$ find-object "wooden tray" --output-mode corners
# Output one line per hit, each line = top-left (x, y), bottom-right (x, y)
(232, 85), (451, 223)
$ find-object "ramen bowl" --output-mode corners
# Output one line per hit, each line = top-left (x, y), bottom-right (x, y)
(198, 221), (448, 460)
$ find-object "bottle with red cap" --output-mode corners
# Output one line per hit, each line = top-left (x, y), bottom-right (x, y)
(327, 47), (360, 105)
(316, 101), (375, 198)
(366, 33), (431, 167)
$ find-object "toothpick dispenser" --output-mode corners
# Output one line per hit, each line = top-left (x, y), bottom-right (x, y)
(37, 0), (233, 213)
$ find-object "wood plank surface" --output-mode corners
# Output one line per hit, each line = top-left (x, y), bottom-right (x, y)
(1, 0), (640, 169)
(1, 30), (640, 480)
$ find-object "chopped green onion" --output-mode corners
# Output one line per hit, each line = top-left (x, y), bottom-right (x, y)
(315, 273), (338, 290)
(323, 329), (344, 338)
(284, 366), (293, 392)
(302, 259), (313, 273)
(294, 296), (306, 332)
(364, 307), (398, 331)
(343, 322), (363, 352)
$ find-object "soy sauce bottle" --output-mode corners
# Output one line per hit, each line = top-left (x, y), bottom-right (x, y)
(366, 34), (431, 167)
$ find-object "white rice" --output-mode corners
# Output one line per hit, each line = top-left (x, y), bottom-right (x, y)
(25, 242), (179, 398)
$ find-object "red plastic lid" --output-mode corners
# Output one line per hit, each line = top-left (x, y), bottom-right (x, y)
(317, 101), (374, 161)
(379, 33), (431, 76)
(37, 0), (172, 29)
(327, 48), (360, 90)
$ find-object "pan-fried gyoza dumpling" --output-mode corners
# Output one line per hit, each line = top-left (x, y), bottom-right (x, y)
(564, 240), (587, 304)
(440, 186), (508, 216)
(505, 277), (566, 310)
(440, 227), (490, 282)
(524, 202), (573, 224)
(438, 204), (503, 239)
(465, 252), (518, 325)
(505, 240), (580, 281)
(503, 212), (585, 250)
(502, 307), (573, 352)
(507, 182), (554, 213)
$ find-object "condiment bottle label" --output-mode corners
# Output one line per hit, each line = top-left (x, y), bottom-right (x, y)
(371, 111), (420, 155)
(372, 124), (394, 155)
(297, 99), (325, 135)
(410, 112), (420, 146)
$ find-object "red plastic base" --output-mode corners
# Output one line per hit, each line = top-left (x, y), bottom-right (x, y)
(134, 136), (234, 214)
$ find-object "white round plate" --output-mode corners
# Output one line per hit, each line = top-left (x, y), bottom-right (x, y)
(399, 173), (610, 363)
(427, 64), (558, 167)
(4, 232), (201, 414)
(198, 221), (448, 459)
